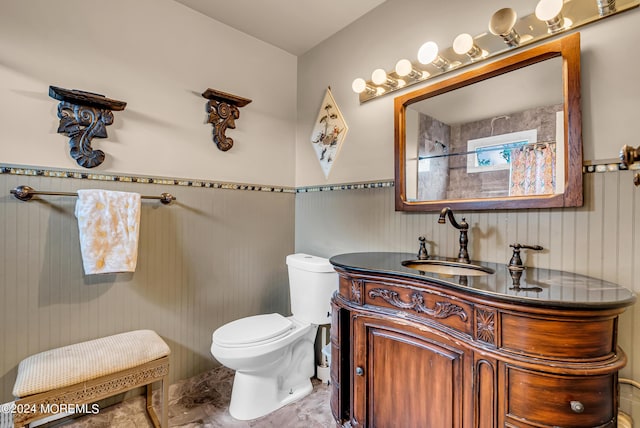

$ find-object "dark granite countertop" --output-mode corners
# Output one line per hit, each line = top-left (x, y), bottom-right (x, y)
(330, 252), (636, 309)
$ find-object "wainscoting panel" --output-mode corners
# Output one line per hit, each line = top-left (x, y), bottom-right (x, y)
(295, 171), (639, 409)
(0, 173), (295, 402)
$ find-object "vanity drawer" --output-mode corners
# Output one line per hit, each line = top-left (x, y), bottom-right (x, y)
(505, 366), (614, 427)
(501, 312), (616, 359)
(361, 280), (473, 336)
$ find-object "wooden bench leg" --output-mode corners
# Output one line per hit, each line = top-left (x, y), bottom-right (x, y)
(162, 373), (168, 427)
(145, 373), (169, 428)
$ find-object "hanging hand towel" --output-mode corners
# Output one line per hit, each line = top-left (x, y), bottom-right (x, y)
(75, 189), (141, 275)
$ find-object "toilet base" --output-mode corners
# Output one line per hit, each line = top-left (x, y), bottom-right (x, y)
(227, 327), (317, 420)
(229, 370), (313, 420)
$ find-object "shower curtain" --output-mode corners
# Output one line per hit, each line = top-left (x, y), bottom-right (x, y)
(509, 143), (556, 196)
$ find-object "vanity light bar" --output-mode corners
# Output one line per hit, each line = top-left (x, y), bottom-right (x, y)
(352, 0), (638, 103)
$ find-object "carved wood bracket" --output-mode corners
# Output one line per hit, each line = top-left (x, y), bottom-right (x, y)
(49, 86), (126, 169)
(202, 88), (252, 151)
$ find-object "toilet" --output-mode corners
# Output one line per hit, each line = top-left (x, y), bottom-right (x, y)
(210, 253), (338, 420)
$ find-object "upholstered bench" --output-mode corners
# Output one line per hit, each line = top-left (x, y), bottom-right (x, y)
(12, 330), (170, 428)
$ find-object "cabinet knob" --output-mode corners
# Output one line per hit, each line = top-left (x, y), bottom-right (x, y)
(570, 401), (584, 413)
(355, 366), (364, 376)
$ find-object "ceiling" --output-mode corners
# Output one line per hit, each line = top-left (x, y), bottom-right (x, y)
(173, 0), (387, 56)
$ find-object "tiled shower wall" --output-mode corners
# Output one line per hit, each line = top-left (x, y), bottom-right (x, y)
(295, 170), (640, 417)
(0, 171), (295, 402)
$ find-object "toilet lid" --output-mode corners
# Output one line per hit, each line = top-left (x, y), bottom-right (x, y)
(213, 313), (294, 346)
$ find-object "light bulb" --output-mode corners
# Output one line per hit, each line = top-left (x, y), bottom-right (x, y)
(489, 8), (520, 46)
(371, 68), (398, 87)
(395, 59), (429, 80)
(371, 68), (388, 85)
(535, 0), (565, 33)
(535, 0), (563, 21)
(489, 8), (518, 36)
(352, 78), (367, 94)
(453, 34), (473, 55)
(395, 59), (413, 77)
(452, 33), (484, 59)
(417, 41), (439, 65)
(418, 41), (449, 70)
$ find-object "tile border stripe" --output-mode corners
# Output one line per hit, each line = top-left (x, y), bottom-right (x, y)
(0, 161), (633, 195)
(582, 162), (638, 173)
(295, 181), (394, 193)
(0, 165), (295, 193)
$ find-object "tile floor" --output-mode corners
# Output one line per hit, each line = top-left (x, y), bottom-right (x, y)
(63, 367), (333, 427)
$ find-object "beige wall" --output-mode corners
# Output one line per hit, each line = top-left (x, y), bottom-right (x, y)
(0, 0), (297, 186)
(295, 172), (640, 417)
(295, 0), (640, 186)
(295, 0), (640, 418)
(0, 0), (298, 403)
(0, 172), (295, 402)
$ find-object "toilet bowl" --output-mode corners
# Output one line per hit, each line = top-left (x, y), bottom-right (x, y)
(210, 253), (338, 420)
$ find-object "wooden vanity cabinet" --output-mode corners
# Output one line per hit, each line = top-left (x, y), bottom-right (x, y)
(351, 313), (472, 427)
(329, 253), (635, 428)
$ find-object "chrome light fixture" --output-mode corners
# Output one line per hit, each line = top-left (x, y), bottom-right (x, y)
(417, 41), (450, 70)
(597, 0), (617, 15)
(535, 0), (568, 33)
(351, 0), (639, 103)
(489, 8), (521, 46)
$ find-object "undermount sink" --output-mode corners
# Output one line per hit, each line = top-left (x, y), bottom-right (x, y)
(402, 259), (495, 276)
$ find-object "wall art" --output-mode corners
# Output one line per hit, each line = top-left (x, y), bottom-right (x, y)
(310, 87), (348, 178)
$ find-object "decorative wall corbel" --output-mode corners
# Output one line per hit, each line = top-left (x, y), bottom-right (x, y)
(202, 88), (252, 151)
(49, 86), (127, 168)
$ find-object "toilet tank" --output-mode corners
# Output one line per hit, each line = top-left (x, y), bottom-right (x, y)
(286, 253), (338, 325)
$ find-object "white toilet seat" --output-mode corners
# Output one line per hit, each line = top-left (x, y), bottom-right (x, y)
(211, 315), (312, 364)
(212, 313), (293, 347)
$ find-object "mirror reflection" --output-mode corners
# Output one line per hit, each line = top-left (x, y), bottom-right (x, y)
(405, 57), (563, 202)
(394, 33), (583, 212)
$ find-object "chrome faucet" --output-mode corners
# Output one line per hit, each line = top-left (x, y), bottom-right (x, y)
(438, 207), (470, 264)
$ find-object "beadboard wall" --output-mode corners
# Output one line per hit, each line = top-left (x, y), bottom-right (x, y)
(2, 167), (638, 416)
(0, 172), (295, 402)
(295, 170), (640, 416)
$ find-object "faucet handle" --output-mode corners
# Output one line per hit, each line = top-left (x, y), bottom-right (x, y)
(417, 236), (429, 260)
(508, 244), (543, 267)
(509, 244), (544, 251)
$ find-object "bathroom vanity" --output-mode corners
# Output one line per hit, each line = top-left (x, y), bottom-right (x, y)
(329, 252), (636, 428)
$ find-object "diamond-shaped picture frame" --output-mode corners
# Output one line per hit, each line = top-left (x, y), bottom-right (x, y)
(310, 88), (348, 179)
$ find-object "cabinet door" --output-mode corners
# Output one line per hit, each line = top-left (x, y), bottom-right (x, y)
(352, 315), (467, 428)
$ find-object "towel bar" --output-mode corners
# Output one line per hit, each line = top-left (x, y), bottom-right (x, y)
(9, 185), (175, 204)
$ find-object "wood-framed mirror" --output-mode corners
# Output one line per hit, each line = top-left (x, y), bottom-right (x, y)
(394, 33), (582, 212)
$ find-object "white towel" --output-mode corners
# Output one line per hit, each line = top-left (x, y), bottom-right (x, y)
(75, 189), (141, 275)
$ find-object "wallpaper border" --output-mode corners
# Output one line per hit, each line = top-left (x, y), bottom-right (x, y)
(0, 161), (634, 195)
(0, 165), (295, 193)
